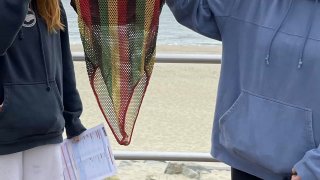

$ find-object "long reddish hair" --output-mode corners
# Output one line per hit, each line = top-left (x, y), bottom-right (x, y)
(36, 0), (64, 32)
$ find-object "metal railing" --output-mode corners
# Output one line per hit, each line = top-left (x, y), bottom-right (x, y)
(72, 52), (222, 64)
(73, 52), (221, 162)
(113, 151), (218, 162)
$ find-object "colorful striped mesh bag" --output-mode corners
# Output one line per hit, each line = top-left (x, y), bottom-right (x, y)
(73, 0), (164, 145)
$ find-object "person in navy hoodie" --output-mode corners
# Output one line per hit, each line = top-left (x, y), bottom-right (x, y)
(0, 0), (86, 179)
(167, 0), (320, 180)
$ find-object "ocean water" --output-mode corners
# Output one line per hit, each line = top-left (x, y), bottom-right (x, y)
(62, 1), (221, 46)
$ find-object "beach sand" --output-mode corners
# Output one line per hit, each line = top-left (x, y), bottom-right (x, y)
(70, 44), (222, 55)
(110, 161), (230, 180)
(71, 44), (230, 179)
(74, 60), (220, 153)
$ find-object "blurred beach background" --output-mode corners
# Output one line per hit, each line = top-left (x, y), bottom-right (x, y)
(62, 1), (229, 179)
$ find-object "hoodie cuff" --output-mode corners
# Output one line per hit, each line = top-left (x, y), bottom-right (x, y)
(294, 158), (317, 180)
(65, 118), (86, 139)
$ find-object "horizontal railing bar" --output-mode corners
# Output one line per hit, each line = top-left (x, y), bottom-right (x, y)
(113, 151), (219, 162)
(72, 52), (220, 162)
(72, 52), (221, 64)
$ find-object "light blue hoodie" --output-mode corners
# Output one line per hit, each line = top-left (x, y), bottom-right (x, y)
(167, 0), (320, 179)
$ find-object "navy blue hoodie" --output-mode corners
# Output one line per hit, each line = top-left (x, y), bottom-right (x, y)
(0, 0), (86, 155)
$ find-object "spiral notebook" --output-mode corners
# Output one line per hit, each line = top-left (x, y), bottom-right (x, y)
(61, 124), (117, 180)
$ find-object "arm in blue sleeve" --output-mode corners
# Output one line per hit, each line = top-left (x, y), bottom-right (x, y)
(0, 0), (31, 56)
(60, 3), (86, 139)
(166, 0), (221, 40)
(294, 146), (320, 180)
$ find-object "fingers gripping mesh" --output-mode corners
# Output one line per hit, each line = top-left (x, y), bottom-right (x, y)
(74, 0), (164, 145)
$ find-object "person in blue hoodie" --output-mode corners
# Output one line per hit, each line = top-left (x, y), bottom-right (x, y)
(167, 0), (320, 180)
(0, 0), (86, 179)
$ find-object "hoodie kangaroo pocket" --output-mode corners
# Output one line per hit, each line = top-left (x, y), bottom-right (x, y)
(0, 82), (65, 143)
(218, 90), (316, 174)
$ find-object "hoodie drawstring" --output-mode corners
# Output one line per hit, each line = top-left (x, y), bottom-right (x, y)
(265, 0), (294, 65)
(19, 29), (24, 40)
(18, 3), (30, 41)
(265, 0), (319, 69)
(36, 23), (51, 91)
(297, 0), (318, 69)
(34, 3), (51, 91)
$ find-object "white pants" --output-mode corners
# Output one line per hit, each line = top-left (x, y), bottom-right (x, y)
(0, 144), (64, 180)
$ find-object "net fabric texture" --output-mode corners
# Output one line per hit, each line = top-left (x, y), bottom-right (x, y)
(74, 0), (164, 145)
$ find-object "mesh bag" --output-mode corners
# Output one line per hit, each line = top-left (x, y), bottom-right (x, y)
(73, 0), (164, 145)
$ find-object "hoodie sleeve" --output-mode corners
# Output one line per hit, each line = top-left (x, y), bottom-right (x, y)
(166, 0), (235, 41)
(294, 146), (320, 180)
(60, 3), (86, 139)
(0, 0), (31, 56)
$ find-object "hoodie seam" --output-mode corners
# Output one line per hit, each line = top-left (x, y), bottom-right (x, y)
(3, 80), (56, 86)
(215, 0), (238, 35)
(242, 89), (312, 112)
(229, 16), (320, 42)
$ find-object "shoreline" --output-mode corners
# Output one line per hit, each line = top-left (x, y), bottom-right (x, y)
(70, 44), (222, 55)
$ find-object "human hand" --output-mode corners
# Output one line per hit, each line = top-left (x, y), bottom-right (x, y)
(291, 175), (301, 180)
(291, 169), (301, 180)
(72, 135), (80, 143)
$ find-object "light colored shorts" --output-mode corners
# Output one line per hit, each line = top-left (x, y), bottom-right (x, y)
(0, 144), (63, 180)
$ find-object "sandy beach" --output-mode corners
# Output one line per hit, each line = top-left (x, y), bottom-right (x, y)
(70, 44), (230, 179)
(70, 44), (222, 55)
